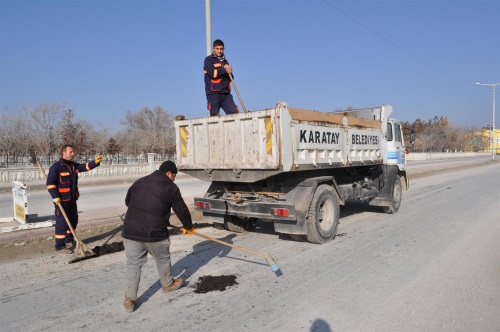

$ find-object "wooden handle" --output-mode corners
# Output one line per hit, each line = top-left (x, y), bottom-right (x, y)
(178, 226), (266, 259)
(192, 230), (266, 258)
(228, 73), (248, 113)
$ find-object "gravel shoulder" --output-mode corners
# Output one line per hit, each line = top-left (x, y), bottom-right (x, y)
(0, 210), (210, 265)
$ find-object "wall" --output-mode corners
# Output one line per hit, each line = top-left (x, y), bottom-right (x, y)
(405, 152), (490, 161)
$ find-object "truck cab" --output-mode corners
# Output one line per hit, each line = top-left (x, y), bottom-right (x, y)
(386, 119), (407, 171)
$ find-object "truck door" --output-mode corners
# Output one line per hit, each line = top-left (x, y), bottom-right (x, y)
(386, 120), (406, 170)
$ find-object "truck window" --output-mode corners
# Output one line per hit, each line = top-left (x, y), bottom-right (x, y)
(395, 123), (402, 142)
(386, 123), (393, 141)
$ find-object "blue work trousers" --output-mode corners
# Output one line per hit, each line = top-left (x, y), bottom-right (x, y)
(54, 201), (78, 250)
(123, 238), (173, 301)
(207, 93), (239, 116)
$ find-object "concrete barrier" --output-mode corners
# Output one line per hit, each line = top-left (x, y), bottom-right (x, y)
(0, 163), (160, 184)
(406, 152), (490, 161)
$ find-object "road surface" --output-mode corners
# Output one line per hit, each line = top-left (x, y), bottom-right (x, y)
(0, 159), (499, 331)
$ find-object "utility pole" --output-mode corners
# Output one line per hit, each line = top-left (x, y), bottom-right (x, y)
(476, 82), (499, 160)
(206, 0), (212, 56)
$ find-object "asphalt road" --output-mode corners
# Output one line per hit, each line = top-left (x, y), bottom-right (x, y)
(0, 158), (499, 331)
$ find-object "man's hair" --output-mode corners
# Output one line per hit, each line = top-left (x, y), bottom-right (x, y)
(159, 160), (178, 174)
(61, 144), (74, 154)
(213, 39), (224, 47)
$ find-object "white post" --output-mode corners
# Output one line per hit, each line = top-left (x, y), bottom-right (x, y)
(492, 85), (496, 159)
(147, 153), (156, 173)
(12, 181), (28, 224)
(206, 0), (212, 56)
(476, 82), (499, 160)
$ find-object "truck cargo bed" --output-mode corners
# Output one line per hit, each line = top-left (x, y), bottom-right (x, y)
(175, 102), (392, 182)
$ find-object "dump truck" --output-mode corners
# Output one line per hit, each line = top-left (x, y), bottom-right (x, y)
(174, 102), (415, 244)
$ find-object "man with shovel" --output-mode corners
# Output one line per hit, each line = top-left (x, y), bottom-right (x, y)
(46, 144), (102, 254)
(122, 160), (195, 313)
(204, 39), (239, 116)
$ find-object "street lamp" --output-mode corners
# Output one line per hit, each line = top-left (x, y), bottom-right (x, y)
(476, 82), (499, 160)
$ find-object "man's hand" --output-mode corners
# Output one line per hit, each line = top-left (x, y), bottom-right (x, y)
(53, 197), (61, 205)
(95, 155), (103, 164)
(223, 64), (232, 74)
(181, 227), (195, 236)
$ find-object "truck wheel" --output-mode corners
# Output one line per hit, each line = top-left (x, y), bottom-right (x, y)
(383, 175), (402, 214)
(306, 185), (339, 244)
(289, 234), (307, 242)
(224, 215), (249, 233)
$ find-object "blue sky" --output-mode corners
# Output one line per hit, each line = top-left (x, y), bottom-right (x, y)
(1, 0), (499, 132)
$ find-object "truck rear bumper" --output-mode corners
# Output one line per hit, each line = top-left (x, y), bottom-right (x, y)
(194, 197), (297, 222)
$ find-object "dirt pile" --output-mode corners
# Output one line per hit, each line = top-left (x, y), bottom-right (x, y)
(194, 275), (238, 293)
(92, 241), (125, 256)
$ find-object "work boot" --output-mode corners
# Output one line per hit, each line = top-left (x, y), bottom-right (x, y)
(66, 240), (76, 249)
(162, 278), (184, 293)
(123, 299), (135, 313)
(56, 248), (72, 254)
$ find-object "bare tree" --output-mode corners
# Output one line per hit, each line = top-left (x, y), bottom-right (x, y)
(106, 137), (121, 162)
(403, 115), (489, 153)
(28, 101), (66, 162)
(120, 106), (175, 156)
(0, 104), (60, 165)
(0, 101), (117, 166)
(0, 109), (34, 165)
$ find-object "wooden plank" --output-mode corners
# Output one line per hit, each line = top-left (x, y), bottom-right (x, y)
(288, 107), (382, 129)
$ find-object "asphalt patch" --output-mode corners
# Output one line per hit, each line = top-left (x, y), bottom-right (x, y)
(194, 275), (238, 294)
(92, 241), (124, 256)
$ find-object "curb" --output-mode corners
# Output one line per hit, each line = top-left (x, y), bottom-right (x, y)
(0, 215), (124, 245)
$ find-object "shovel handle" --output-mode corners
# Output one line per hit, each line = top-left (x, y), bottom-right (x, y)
(183, 227), (279, 271)
(176, 226), (265, 259)
(228, 73), (248, 113)
(191, 229), (266, 259)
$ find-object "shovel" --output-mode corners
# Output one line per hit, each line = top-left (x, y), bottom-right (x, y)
(228, 72), (248, 113)
(36, 160), (98, 263)
(176, 226), (279, 272)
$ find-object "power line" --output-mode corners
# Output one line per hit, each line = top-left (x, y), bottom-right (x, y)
(321, 0), (476, 85)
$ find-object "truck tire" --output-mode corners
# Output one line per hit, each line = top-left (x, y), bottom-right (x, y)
(224, 215), (250, 233)
(306, 185), (340, 244)
(383, 174), (402, 214)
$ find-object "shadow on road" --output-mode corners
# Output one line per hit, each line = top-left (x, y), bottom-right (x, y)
(84, 224), (123, 244)
(135, 233), (237, 308)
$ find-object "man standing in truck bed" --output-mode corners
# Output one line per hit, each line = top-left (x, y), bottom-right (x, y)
(204, 39), (239, 116)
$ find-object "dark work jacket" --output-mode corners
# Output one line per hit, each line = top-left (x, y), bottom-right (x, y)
(122, 170), (193, 242)
(46, 158), (100, 202)
(204, 53), (232, 95)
